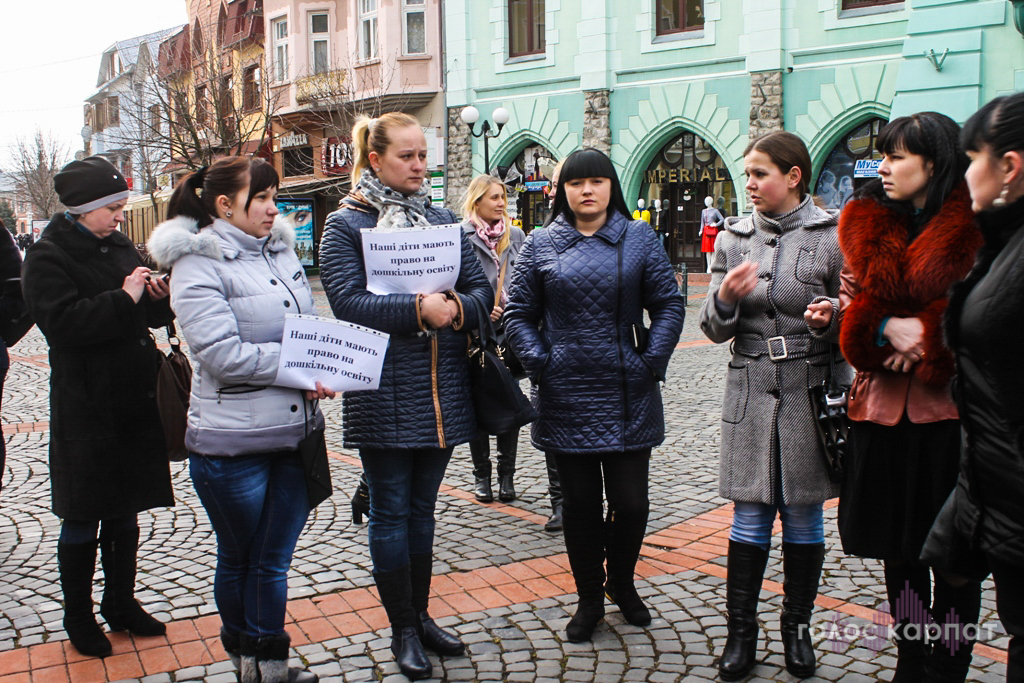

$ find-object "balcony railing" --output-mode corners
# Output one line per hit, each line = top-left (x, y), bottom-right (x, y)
(295, 70), (348, 105)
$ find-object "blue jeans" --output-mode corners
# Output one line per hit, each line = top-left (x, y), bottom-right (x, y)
(730, 500), (824, 548)
(190, 450), (310, 637)
(360, 448), (453, 573)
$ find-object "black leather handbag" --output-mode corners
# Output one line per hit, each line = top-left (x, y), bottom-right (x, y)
(809, 346), (850, 483)
(299, 399), (332, 509)
(0, 277), (34, 348)
(468, 298), (538, 435)
(155, 323), (192, 462)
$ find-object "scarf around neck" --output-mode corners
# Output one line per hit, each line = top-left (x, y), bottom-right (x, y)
(472, 215), (506, 254)
(355, 168), (432, 230)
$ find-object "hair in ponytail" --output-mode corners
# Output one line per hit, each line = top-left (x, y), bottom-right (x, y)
(167, 157), (279, 227)
(351, 112), (419, 181)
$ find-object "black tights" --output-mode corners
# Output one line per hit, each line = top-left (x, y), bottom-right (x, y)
(551, 450), (650, 592)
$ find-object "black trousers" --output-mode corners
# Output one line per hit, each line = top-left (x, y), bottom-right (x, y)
(990, 557), (1024, 683)
(550, 449), (650, 592)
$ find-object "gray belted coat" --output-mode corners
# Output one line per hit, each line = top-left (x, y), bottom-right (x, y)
(699, 196), (850, 505)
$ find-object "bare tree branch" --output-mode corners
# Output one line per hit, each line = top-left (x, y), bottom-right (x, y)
(5, 130), (71, 218)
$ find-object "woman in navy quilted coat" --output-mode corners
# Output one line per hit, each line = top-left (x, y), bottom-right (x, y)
(504, 148), (685, 643)
(319, 112), (491, 681)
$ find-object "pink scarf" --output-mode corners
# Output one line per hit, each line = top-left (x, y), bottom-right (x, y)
(473, 216), (506, 254)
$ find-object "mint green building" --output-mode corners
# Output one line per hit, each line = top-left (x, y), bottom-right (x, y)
(444, 0), (1024, 270)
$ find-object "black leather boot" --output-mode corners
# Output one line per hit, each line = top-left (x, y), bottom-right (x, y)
(604, 508), (652, 626)
(544, 453), (563, 532)
(239, 632), (318, 683)
(374, 565), (432, 680)
(469, 436), (493, 503)
(718, 540), (769, 681)
(496, 431), (517, 502)
(410, 553), (465, 656)
(351, 473), (370, 524)
(59, 540), (112, 658)
(925, 576), (982, 683)
(780, 542), (825, 678)
(562, 498), (606, 642)
(885, 562), (932, 683)
(99, 524), (166, 636)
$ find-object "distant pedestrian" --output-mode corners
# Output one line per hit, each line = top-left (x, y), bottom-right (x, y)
(0, 217), (26, 490)
(699, 131), (848, 680)
(921, 91), (1024, 683)
(319, 112), (491, 682)
(504, 147), (685, 643)
(461, 174), (526, 505)
(837, 112), (983, 682)
(147, 156), (332, 683)
(21, 156), (174, 658)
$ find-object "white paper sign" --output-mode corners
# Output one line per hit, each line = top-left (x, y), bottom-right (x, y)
(361, 223), (462, 295)
(275, 314), (390, 392)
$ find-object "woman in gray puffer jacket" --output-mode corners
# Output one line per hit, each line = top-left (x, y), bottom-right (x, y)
(148, 157), (331, 683)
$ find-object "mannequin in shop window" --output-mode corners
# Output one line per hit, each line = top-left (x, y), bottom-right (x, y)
(699, 196), (725, 273)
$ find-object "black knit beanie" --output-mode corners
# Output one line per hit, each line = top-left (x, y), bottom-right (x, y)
(54, 156), (129, 214)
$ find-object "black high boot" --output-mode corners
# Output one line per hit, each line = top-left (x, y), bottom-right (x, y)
(604, 507), (652, 626)
(374, 565), (432, 681)
(780, 542), (825, 678)
(544, 453), (563, 532)
(351, 473), (370, 524)
(496, 430), (518, 503)
(221, 628), (242, 673)
(98, 524), (166, 636)
(884, 561), (932, 683)
(58, 540), (112, 658)
(562, 502), (606, 642)
(239, 632), (318, 683)
(718, 540), (770, 681)
(410, 553), (465, 656)
(925, 576), (982, 683)
(469, 436), (493, 503)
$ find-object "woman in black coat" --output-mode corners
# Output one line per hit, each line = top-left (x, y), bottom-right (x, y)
(21, 157), (174, 658)
(0, 218), (26, 489)
(923, 92), (1024, 683)
(504, 148), (685, 643)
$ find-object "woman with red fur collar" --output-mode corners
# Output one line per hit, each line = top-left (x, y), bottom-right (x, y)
(837, 112), (984, 683)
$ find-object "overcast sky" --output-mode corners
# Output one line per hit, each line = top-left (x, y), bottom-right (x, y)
(0, 1), (188, 168)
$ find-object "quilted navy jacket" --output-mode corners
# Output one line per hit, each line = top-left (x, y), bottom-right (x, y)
(319, 198), (492, 450)
(504, 212), (685, 453)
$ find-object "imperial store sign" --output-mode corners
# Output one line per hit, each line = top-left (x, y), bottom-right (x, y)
(645, 167), (729, 183)
(280, 131), (310, 149)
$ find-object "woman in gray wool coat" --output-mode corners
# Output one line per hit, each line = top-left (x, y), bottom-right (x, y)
(700, 131), (850, 681)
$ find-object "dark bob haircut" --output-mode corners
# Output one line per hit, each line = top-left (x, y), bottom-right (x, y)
(168, 157), (279, 228)
(863, 112), (968, 222)
(546, 148), (632, 227)
(961, 91), (1024, 159)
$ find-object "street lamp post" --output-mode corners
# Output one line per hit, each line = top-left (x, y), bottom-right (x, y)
(460, 106), (510, 174)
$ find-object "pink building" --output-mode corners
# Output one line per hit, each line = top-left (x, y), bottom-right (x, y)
(263, 0), (447, 244)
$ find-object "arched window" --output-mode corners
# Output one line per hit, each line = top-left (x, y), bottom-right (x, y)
(814, 117), (886, 210)
(217, 4), (229, 46)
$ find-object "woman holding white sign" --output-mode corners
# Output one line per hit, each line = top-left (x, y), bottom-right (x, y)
(504, 148), (685, 643)
(148, 156), (332, 683)
(319, 112), (492, 681)
(461, 174), (526, 505)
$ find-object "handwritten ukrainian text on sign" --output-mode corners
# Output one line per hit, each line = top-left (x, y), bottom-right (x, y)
(361, 223), (462, 295)
(275, 314), (390, 392)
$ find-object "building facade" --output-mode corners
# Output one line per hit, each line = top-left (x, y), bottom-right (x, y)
(83, 29), (178, 196)
(263, 0), (448, 266)
(444, 0), (1024, 271)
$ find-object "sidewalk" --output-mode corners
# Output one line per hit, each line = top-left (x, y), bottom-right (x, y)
(0, 277), (1007, 683)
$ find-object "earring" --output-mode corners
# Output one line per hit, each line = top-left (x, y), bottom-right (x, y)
(226, 211), (233, 217)
(993, 184), (1010, 208)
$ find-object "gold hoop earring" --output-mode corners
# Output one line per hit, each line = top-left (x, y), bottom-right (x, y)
(993, 185), (1010, 208)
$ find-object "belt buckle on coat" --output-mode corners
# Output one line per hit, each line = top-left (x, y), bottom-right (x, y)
(767, 335), (788, 361)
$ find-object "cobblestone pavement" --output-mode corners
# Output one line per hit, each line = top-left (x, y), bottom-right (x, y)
(0, 276), (1009, 682)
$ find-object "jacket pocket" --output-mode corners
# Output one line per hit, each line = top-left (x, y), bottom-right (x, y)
(795, 247), (819, 285)
(722, 360), (749, 424)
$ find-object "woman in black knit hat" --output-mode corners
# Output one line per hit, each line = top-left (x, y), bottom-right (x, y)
(21, 156), (175, 657)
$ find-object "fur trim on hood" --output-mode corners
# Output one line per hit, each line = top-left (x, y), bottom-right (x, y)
(147, 215), (296, 270)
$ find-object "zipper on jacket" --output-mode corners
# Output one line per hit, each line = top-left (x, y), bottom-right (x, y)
(429, 331), (446, 448)
(616, 239), (631, 425)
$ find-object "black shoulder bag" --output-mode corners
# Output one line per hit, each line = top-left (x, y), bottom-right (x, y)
(808, 345), (850, 483)
(155, 323), (193, 462)
(468, 297), (538, 435)
(299, 398), (332, 509)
